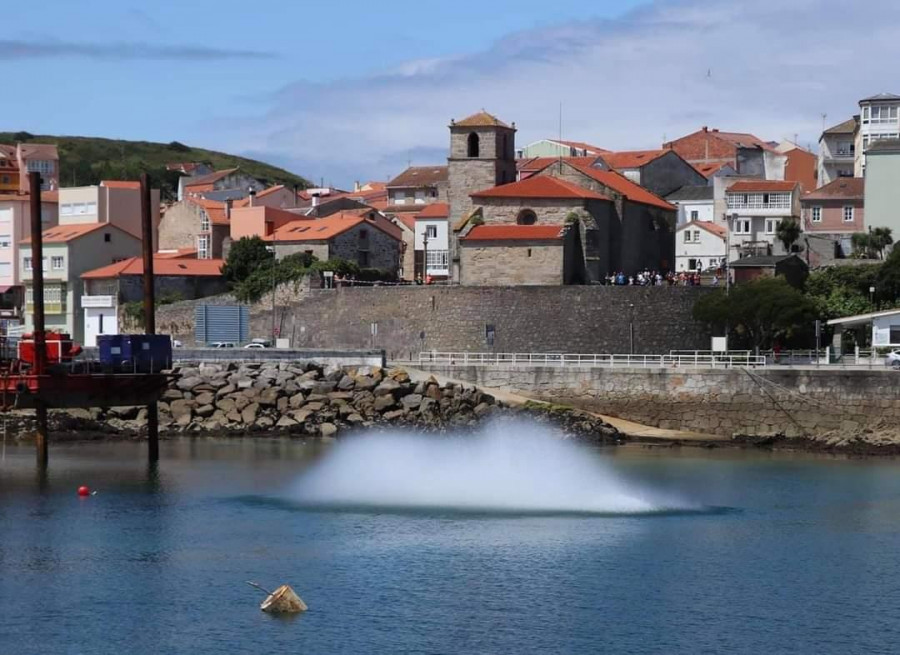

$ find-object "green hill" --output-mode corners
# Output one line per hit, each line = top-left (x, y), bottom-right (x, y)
(0, 131), (311, 201)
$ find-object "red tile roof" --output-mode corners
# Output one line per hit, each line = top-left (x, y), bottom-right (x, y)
(415, 203), (450, 219)
(101, 180), (141, 189)
(692, 161), (732, 178)
(802, 177), (864, 200)
(82, 256), (224, 279)
(453, 111), (511, 128)
(393, 214), (416, 231)
(187, 197), (228, 225)
(678, 220), (726, 238)
(155, 248), (198, 259)
(471, 176), (612, 201)
(563, 161), (676, 210)
(265, 211), (402, 243)
(387, 165), (448, 188)
(462, 225), (563, 241)
(183, 168), (239, 188)
(727, 180), (798, 192)
(600, 150), (669, 169)
(21, 223), (128, 244)
(233, 185), (291, 207)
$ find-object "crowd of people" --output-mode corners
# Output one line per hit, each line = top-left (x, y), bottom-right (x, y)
(604, 270), (720, 287)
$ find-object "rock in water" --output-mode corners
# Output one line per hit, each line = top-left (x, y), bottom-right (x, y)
(261, 585), (308, 614)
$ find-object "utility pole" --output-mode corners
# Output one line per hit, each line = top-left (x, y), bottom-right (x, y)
(422, 230), (429, 282)
(629, 302), (635, 355)
(29, 172), (48, 468)
(140, 173), (159, 464)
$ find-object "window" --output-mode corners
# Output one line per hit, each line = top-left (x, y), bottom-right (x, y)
(734, 219), (751, 234)
(690, 210), (699, 221)
(843, 206), (855, 222)
(425, 249), (449, 269)
(394, 190), (407, 205)
(414, 190), (426, 204)
(683, 231), (692, 243)
(693, 230), (700, 242)
(0, 262), (10, 278)
(60, 203), (74, 216)
(485, 324), (495, 347)
(516, 209), (537, 225)
(104, 233), (111, 242)
(890, 325), (900, 344)
(26, 160), (54, 175)
(0, 235), (10, 248)
(197, 235), (210, 260)
(765, 219), (780, 234)
(688, 258), (697, 270)
(467, 132), (480, 158)
(357, 250), (370, 267)
(24, 256), (48, 272)
(359, 229), (368, 240)
(85, 202), (97, 215)
(425, 225), (437, 239)
(51, 256), (64, 270)
(200, 213), (210, 232)
(811, 206), (822, 222)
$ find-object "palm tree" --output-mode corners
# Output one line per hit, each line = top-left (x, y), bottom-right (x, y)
(851, 232), (873, 258)
(775, 217), (802, 254)
(870, 227), (894, 259)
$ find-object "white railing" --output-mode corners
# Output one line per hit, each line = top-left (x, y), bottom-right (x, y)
(417, 352), (766, 369)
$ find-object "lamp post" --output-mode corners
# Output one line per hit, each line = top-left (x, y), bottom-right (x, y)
(422, 230), (429, 283)
(629, 302), (635, 355)
(266, 244), (276, 344)
(870, 285), (876, 307)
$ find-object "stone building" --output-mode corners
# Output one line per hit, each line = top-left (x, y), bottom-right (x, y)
(663, 127), (787, 181)
(385, 166), (448, 213)
(158, 197), (231, 259)
(178, 167), (265, 201)
(594, 149), (706, 197)
(266, 210), (402, 273)
(458, 224), (581, 286)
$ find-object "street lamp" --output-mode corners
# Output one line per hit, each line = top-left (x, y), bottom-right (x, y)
(629, 302), (635, 355)
(422, 229), (429, 283)
(266, 244), (276, 344)
(870, 285), (876, 306)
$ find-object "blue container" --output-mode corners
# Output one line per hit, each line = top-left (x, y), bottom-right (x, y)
(98, 335), (172, 373)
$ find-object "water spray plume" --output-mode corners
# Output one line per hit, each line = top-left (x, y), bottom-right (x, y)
(291, 419), (690, 515)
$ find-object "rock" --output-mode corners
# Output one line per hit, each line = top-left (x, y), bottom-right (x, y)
(289, 392), (306, 409)
(304, 401), (325, 412)
(383, 409), (406, 421)
(110, 406), (140, 420)
(305, 394), (330, 404)
(203, 419), (222, 432)
(374, 379), (401, 397)
(276, 416), (298, 429)
(196, 404), (215, 418)
(401, 394), (423, 410)
(216, 397), (237, 413)
(162, 389), (184, 401)
(277, 396), (289, 414)
(235, 378), (254, 390)
(66, 408), (94, 421)
(216, 384), (236, 398)
(338, 404), (355, 417)
(255, 416), (275, 430)
(290, 409), (314, 423)
(176, 376), (204, 392)
(337, 375), (356, 391)
(354, 375), (378, 391)
(312, 381), (337, 394)
(226, 410), (243, 424)
(170, 399), (193, 422)
(473, 402), (492, 418)
(425, 384), (442, 401)
(258, 388), (280, 407)
(374, 395), (396, 412)
(346, 413), (364, 424)
(328, 391), (354, 402)
(242, 402), (259, 424)
(195, 391), (215, 406)
(387, 368), (410, 384)
(319, 423), (338, 438)
(232, 394), (251, 411)
(300, 370), (319, 380)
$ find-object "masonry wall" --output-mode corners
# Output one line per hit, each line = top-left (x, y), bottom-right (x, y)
(158, 202), (201, 251)
(116, 274), (230, 303)
(419, 364), (900, 438)
(460, 241), (564, 285)
(642, 152), (707, 197)
(329, 223), (400, 272)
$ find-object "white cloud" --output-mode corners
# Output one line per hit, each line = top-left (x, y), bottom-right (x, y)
(209, 0), (900, 187)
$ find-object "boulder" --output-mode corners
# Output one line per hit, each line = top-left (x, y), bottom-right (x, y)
(374, 379), (401, 397)
(195, 392), (215, 406)
(346, 413), (364, 424)
(232, 394), (251, 411)
(170, 399), (193, 422)
(276, 416), (298, 429)
(328, 391), (354, 402)
(226, 410), (243, 424)
(196, 404), (215, 418)
(277, 396), (289, 414)
(216, 397), (237, 413)
(216, 384), (236, 398)
(235, 378), (254, 390)
(425, 384), (442, 401)
(258, 388), (280, 407)
(354, 376), (378, 391)
(319, 423), (338, 438)
(473, 402), (493, 418)
(255, 416), (275, 430)
(304, 401), (325, 412)
(337, 375), (356, 391)
(387, 368), (410, 384)
(176, 376), (204, 392)
(312, 381), (337, 394)
(110, 406), (140, 420)
(374, 395), (396, 412)
(401, 394), (423, 410)
(162, 389), (184, 401)
(290, 409), (314, 423)
(383, 409), (406, 421)
(288, 392), (306, 409)
(242, 402), (260, 424)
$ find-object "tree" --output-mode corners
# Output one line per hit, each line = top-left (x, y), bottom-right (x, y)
(775, 217), (802, 253)
(804, 264), (879, 318)
(221, 236), (273, 287)
(871, 227), (894, 259)
(876, 245), (900, 305)
(694, 277), (818, 350)
(852, 228), (894, 259)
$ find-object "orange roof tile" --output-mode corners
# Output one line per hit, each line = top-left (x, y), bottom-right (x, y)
(0, 192), (57, 203)
(563, 161), (676, 210)
(415, 203), (450, 219)
(462, 225), (563, 241)
(155, 248), (198, 259)
(387, 166), (448, 187)
(187, 197), (228, 225)
(802, 177), (864, 200)
(82, 257), (224, 279)
(678, 220), (726, 238)
(101, 180), (141, 189)
(21, 223), (127, 244)
(471, 176), (612, 201)
(599, 150), (669, 169)
(393, 215), (416, 231)
(727, 180), (798, 192)
(265, 211), (401, 243)
(183, 168), (240, 188)
(453, 111), (512, 128)
(692, 161), (732, 177)
(233, 185), (290, 207)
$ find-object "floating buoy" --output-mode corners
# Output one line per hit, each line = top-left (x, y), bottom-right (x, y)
(246, 581), (308, 613)
(77, 486), (90, 497)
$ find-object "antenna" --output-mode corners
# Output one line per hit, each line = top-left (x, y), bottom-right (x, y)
(558, 101), (563, 168)
(821, 113), (827, 131)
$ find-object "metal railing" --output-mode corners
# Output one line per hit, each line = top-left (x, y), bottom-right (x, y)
(416, 352), (766, 369)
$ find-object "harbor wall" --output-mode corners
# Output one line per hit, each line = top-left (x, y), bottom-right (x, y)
(415, 365), (900, 438)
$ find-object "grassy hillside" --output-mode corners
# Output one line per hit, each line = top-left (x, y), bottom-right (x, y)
(0, 131), (310, 201)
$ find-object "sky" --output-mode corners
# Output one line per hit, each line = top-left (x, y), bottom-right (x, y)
(6, 0), (900, 188)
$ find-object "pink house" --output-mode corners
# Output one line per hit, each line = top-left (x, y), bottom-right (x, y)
(229, 205), (307, 241)
(801, 178), (865, 233)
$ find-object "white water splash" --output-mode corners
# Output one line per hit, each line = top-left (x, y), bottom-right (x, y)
(290, 419), (690, 514)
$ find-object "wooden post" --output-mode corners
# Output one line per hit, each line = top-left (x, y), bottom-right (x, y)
(140, 173), (159, 463)
(29, 172), (48, 467)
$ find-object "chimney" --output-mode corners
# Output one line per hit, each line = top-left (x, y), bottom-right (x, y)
(293, 184), (299, 208)
(354, 180), (361, 192)
(248, 188), (256, 207)
(702, 126), (708, 132)
(311, 193), (320, 208)
(224, 198), (233, 220)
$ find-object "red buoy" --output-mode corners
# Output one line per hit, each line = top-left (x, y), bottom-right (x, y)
(77, 486), (90, 497)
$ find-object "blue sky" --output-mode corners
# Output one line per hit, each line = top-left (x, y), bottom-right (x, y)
(6, 0), (900, 187)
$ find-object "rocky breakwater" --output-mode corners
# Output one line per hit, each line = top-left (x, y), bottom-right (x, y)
(14, 362), (620, 442)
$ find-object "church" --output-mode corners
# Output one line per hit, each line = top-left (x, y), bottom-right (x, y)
(440, 110), (677, 285)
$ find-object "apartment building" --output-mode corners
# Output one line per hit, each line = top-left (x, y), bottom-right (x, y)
(818, 117), (858, 185)
(58, 181), (160, 246)
(20, 223), (141, 344)
(724, 180), (800, 260)
(857, 93), (900, 174)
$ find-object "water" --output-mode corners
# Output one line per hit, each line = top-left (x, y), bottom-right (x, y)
(2, 426), (900, 654)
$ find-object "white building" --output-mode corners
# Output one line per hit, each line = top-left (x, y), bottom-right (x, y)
(675, 221), (726, 272)
(413, 203), (450, 279)
(665, 185), (714, 226)
(20, 223), (141, 344)
(818, 117), (858, 186)
(724, 180), (800, 260)
(828, 308), (900, 354)
(856, 93), (900, 175)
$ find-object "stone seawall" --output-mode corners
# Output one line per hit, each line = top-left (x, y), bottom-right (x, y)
(418, 365), (900, 441)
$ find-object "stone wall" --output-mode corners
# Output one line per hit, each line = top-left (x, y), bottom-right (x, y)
(115, 274), (230, 304)
(329, 222), (400, 272)
(418, 364), (900, 438)
(460, 240), (565, 285)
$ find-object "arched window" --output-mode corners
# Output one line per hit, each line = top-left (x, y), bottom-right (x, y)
(467, 132), (480, 158)
(517, 209), (537, 225)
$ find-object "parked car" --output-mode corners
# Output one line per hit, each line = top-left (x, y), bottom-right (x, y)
(210, 341), (236, 348)
(244, 343), (267, 349)
(886, 350), (900, 369)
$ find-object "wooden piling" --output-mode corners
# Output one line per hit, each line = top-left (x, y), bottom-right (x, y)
(29, 172), (48, 468)
(140, 173), (159, 462)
